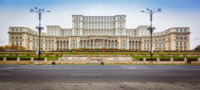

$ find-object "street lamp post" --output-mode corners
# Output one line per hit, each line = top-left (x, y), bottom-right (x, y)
(141, 8), (161, 61)
(30, 7), (50, 60)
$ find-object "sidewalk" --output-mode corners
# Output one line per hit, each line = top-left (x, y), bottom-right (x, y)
(0, 82), (199, 90)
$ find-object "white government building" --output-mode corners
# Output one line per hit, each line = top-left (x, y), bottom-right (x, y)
(8, 15), (190, 51)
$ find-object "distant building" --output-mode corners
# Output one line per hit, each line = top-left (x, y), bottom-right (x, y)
(8, 15), (190, 51)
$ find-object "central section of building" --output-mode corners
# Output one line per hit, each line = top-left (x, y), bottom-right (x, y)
(8, 15), (190, 51)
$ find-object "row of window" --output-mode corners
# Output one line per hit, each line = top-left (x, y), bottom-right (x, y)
(12, 29), (22, 32)
(176, 29), (187, 32)
(81, 44), (117, 48)
(12, 37), (22, 39)
(176, 41), (186, 46)
(75, 17), (123, 21)
(176, 37), (187, 40)
(33, 39), (54, 42)
(12, 41), (22, 45)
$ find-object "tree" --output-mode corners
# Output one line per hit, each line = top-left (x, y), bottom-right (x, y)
(194, 45), (200, 51)
(4, 45), (10, 49)
(0, 46), (5, 51)
(77, 48), (83, 52)
(102, 47), (106, 52)
(4, 45), (26, 51)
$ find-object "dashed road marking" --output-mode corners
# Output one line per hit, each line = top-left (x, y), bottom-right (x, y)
(0, 74), (11, 75)
(70, 74), (102, 76)
(162, 74), (194, 76)
(8, 70), (31, 71)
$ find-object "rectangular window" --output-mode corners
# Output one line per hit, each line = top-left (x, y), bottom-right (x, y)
(73, 44), (75, 47)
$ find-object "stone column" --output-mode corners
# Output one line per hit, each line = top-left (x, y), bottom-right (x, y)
(103, 39), (105, 48)
(170, 58), (173, 62)
(143, 58), (146, 63)
(157, 58), (160, 63)
(184, 58), (187, 62)
(89, 39), (91, 49)
(86, 40), (88, 49)
(44, 57), (47, 62)
(69, 37), (71, 50)
(118, 38), (121, 50)
(31, 57), (34, 62)
(93, 39), (94, 49)
(58, 57), (61, 62)
(131, 42), (132, 51)
(127, 37), (129, 50)
(3, 57), (6, 62)
(17, 57), (20, 62)
(107, 39), (108, 49)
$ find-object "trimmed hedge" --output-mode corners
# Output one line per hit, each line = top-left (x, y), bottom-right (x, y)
(6, 58), (17, 61)
(160, 59), (170, 61)
(188, 59), (198, 61)
(33, 58), (44, 60)
(174, 59), (184, 61)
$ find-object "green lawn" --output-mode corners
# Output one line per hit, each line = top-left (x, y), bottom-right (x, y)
(0, 56), (61, 60)
(132, 56), (200, 60)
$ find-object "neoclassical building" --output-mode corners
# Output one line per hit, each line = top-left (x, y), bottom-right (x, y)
(8, 15), (190, 51)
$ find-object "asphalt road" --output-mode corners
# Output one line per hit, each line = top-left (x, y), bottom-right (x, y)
(0, 65), (200, 82)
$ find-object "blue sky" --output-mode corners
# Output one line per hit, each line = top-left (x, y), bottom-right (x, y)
(0, 0), (200, 49)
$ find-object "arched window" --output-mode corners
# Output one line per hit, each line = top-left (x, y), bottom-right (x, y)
(12, 37), (14, 39)
(184, 37), (187, 40)
(16, 37), (18, 39)
(20, 37), (22, 39)
(176, 37), (178, 40)
(163, 39), (165, 42)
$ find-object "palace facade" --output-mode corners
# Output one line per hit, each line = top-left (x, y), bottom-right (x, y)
(8, 15), (190, 51)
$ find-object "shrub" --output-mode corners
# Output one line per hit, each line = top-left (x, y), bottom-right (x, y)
(27, 53), (31, 56)
(55, 53), (59, 57)
(77, 48), (83, 52)
(45, 53), (49, 57)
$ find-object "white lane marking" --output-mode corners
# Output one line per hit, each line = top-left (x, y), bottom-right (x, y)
(5, 67), (15, 68)
(120, 66), (131, 67)
(162, 74), (194, 76)
(180, 69), (200, 71)
(144, 70), (168, 72)
(70, 74), (102, 76)
(8, 70), (31, 71)
(0, 74), (11, 75)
